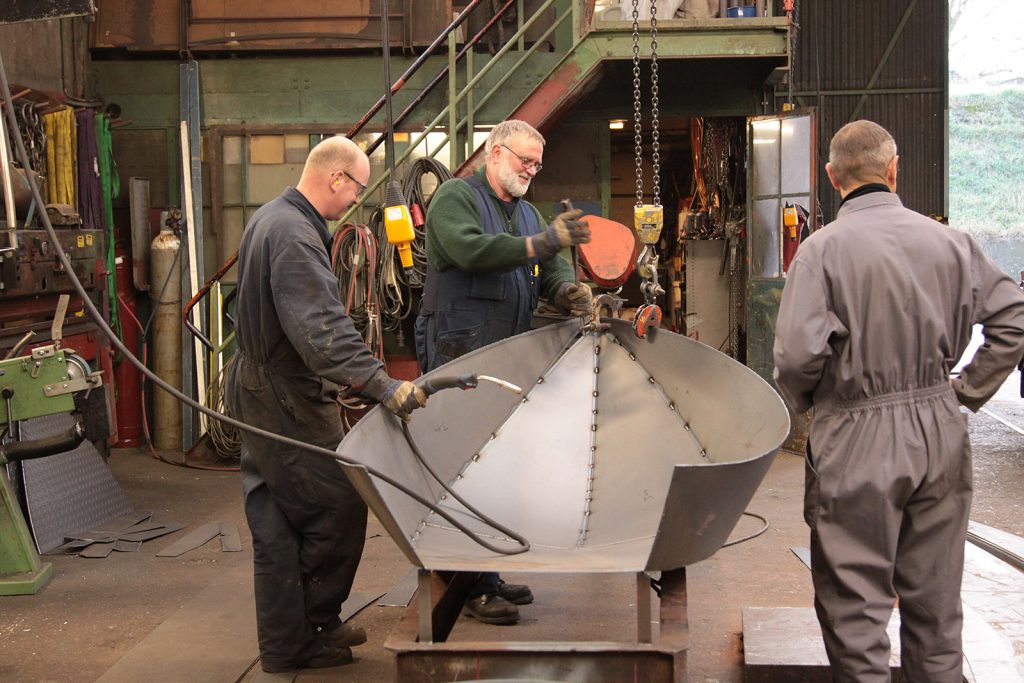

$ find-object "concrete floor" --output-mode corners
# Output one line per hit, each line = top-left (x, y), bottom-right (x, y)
(0, 370), (1020, 683)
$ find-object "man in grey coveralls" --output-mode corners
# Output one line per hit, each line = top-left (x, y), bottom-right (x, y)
(773, 120), (1024, 682)
(227, 136), (428, 673)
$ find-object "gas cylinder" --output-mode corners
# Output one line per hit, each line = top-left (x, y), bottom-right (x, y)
(150, 223), (182, 451)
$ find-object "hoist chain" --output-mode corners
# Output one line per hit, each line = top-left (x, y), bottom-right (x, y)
(631, 0), (643, 207)
(649, 0), (661, 208)
(789, 0), (799, 105)
(630, 0), (661, 208)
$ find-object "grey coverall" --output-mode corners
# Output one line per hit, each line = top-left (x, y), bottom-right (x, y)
(773, 190), (1024, 682)
(226, 187), (389, 670)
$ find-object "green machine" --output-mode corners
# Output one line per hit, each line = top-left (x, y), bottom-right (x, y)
(0, 308), (104, 595)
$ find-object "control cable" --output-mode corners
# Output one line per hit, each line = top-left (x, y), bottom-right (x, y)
(0, 49), (527, 557)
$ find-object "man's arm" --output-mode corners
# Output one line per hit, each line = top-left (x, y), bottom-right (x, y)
(950, 238), (1024, 411)
(426, 180), (530, 274)
(529, 204), (575, 299)
(772, 258), (848, 413)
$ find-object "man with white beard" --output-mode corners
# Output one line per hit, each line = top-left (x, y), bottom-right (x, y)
(414, 119), (591, 624)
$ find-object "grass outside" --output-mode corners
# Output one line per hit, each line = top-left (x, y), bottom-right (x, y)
(949, 89), (1024, 237)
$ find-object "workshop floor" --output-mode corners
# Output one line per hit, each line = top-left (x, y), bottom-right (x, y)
(1, 370), (1020, 683)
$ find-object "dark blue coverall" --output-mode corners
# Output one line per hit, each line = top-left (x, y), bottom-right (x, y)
(226, 187), (392, 670)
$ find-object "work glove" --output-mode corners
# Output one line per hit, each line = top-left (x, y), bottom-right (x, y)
(380, 379), (428, 421)
(531, 209), (591, 262)
(553, 282), (594, 317)
(362, 369), (428, 421)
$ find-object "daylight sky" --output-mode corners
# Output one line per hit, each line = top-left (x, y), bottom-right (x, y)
(949, 0), (1024, 92)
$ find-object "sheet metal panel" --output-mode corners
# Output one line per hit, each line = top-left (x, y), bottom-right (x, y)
(785, 0), (947, 219)
(336, 319), (788, 573)
(815, 92), (946, 220)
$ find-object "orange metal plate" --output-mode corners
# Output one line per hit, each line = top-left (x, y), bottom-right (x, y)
(578, 215), (638, 288)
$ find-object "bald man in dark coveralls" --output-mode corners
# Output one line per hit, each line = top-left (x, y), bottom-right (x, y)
(227, 136), (427, 674)
(774, 120), (1024, 682)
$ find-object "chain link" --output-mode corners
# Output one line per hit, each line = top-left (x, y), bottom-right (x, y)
(631, 0), (643, 207)
(649, 0), (660, 208)
(789, 0), (799, 105)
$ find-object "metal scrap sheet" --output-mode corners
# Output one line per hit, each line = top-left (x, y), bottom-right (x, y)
(21, 413), (133, 554)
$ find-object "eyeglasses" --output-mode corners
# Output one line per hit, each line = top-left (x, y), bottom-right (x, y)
(341, 170), (367, 198)
(501, 144), (543, 173)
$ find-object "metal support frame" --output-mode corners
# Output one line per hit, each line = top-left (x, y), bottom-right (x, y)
(179, 60), (206, 450)
(388, 568), (686, 683)
(637, 571), (653, 643)
(0, 470), (52, 595)
(340, 0), (571, 223)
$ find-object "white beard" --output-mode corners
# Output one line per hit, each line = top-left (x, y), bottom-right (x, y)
(498, 156), (531, 198)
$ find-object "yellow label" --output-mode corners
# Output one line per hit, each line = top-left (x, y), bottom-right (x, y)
(76, 235), (84, 248)
(85, 234), (94, 246)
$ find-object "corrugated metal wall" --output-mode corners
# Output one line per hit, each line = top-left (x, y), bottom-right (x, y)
(781, 0), (947, 221)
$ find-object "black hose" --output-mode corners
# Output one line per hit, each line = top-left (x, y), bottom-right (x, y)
(0, 48), (528, 558)
(3, 422), (84, 462)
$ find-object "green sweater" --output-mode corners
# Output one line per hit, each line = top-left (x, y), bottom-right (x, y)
(424, 165), (573, 300)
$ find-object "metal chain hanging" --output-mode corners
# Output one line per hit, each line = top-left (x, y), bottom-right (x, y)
(630, 0), (661, 208)
(649, 0), (661, 209)
(628, 0), (666, 339)
(631, 1), (644, 207)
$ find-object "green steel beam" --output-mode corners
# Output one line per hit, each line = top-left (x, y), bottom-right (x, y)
(91, 19), (787, 131)
(0, 472), (52, 596)
(587, 25), (787, 60)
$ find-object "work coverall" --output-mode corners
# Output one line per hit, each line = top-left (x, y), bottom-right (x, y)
(415, 166), (573, 597)
(773, 189), (1024, 683)
(226, 187), (389, 670)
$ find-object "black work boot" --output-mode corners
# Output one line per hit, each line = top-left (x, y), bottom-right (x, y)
(496, 579), (534, 605)
(464, 594), (519, 625)
(317, 622), (368, 648)
(260, 644), (354, 673)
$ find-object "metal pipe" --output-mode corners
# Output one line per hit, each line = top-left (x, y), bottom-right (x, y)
(0, 102), (19, 249)
(381, 0), (397, 176)
(364, 0), (516, 157)
(182, 251), (238, 351)
(426, 6), (571, 159)
(2, 330), (35, 360)
(346, 0), (485, 140)
(344, 0), (566, 222)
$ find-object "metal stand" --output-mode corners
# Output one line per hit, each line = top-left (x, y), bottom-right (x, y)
(389, 568), (688, 683)
(0, 469), (52, 595)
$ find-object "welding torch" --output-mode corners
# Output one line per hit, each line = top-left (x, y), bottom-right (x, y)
(417, 373), (523, 397)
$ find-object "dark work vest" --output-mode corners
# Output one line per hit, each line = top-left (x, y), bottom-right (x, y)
(416, 175), (543, 371)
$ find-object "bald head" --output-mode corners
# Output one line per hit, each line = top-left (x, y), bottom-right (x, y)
(826, 120), (899, 195)
(301, 135), (365, 180)
(296, 135), (370, 220)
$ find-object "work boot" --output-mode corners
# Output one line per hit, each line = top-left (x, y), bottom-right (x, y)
(496, 579), (534, 605)
(260, 644), (353, 673)
(464, 594), (519, 625)
(317, 622), (368, 648)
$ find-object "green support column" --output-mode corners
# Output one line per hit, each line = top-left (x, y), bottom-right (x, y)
(0, 473), (52, 595)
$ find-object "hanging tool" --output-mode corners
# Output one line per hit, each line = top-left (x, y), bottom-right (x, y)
(630, 0), (664, 339)
(379, 0), (416, 281)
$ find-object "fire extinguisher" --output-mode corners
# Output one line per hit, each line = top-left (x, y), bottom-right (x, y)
(782, 202), (809, 273)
